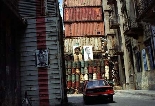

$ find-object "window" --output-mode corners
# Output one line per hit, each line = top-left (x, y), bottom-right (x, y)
(87, 80), (108, 88)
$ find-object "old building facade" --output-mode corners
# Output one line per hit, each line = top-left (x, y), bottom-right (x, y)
(103, 0), (155, 90)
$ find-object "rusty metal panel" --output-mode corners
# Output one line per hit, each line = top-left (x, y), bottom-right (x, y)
(64, 37), (102, 53)
(63, 0), (102, 7)
(64, 22), (104, 37)
(64, 7), (103, 22)
(19, 0), (66, 105)
(20, 17), (65, 106)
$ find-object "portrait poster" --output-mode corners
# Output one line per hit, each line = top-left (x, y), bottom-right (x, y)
(35, 49), (49, 67)
(73, 46), (79, 54)
(83, 46), (93, 61)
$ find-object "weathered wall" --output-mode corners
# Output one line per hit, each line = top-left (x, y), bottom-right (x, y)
(135, 24), (155, 90)
(102, 0), (155, 90)
(19, 0), (67, 105)
(136, 71), (155, 90)
(103, 0), (125, 88)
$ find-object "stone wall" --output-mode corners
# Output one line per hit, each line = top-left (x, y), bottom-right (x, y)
(136, 71), (155, 90)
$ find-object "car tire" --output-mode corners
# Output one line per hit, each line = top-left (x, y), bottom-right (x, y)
(109, 95), (113, 102)
(83, 96), (89, 105)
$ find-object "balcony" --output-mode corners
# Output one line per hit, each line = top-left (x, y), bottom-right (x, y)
(109, 17), (120, 29)
(137, 0), (155, 23)
(143, 27), (152, 41)
(107, 0), (116, 5)
(109, 45), (123, 56)
(107, 33), (116, 36)
(104, 6), (113, 13)
(124, 18), (143, 39)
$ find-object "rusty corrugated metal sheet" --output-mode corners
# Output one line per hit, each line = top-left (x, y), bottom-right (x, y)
(63, 0), (102, 7)
(19, 0), (58, 18)
(20, 18), (40, 106)
(20, 0), (66, 106)
(64, 22), (104, 37)
(20, 17), (65, 106)
(64, 7), (103, 22)
(64, 37), (102, 53)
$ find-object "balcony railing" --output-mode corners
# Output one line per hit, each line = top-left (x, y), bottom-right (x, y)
(107, 0), (116, 5)
(124, 18), (143, 39)
(109, 45), (123, 56)
(124, 18), (138, 30)
(114, 45), (123, 55)
(109, 17), (120, 29)
(137, 0), (155, 21)
(107, 33), (116, 36)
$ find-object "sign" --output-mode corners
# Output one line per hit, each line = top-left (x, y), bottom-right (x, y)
(83, 46), (93, 61)
(35, 49), (49, 67)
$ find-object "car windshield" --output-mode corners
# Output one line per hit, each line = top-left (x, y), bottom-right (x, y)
(87, 80), (108, 88)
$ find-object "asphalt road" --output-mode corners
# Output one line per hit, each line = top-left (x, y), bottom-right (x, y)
(67, 92), (155, 106)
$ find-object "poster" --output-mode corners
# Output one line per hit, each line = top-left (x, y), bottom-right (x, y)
(36, 49), (49, 67)
(73, 46), (79, 54)
(73, 46), (83, 61)
(142, 49), (148, 71)
(83, 46), (93, 61)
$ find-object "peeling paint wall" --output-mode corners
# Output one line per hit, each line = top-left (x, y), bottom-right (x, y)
(136, 71), (155, 90)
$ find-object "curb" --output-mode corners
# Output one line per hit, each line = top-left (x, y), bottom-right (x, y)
(115, 90), (155, 97)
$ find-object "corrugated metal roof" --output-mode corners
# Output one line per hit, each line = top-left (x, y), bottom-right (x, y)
(64, 7), (103, 22)
(20, 16), (65, 106)
(63, 0), (102, 7)
(64, 22), (104, 37)
(19, 0), (58, 18)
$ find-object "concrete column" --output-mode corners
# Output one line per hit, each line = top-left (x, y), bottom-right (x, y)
(116, 0), (130, 89)
(118, 55), (126, 89)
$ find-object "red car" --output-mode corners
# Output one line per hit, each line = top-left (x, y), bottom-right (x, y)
(82, 79), (114, 104)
